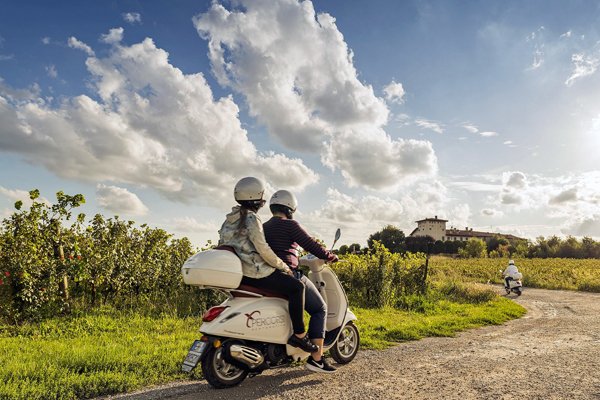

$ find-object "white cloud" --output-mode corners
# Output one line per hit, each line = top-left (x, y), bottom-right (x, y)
(449, 204), (471, 229)
(318, 188), (403, 223)
(0, 79), (40, 100)
(41, 37), (51, 45)
(449, 181), (503, 192)
(46, 64), (57, 78)
(565, 52), (599, 86)
(504, 171), (527, 189)
(68, 37), (95, 56)
(415, 118), (444, 134)
(323, 130), (437, 190)
(382, 81), (406, 104)
(193, 0), (437, 190)
(122, 12), (142, 25)
(0, 35), (318, 207)
(478, 131), (498, 137)
(480, 208), (504, 218)
(96, 184), (149, 216)
(170, 217), (218, 233)
(0, 55), (14, 61)
(529, 45), (544, 70)
(503, 141), (513, 145)
(560, 31), (572, 39)
(548, 187), (578, 205)
(0, 186), (52, 208)
(299, 188), (406, 245)
(564, 214), (600, 237)
(462, 123), (479, 134)
(100, 28), (124, 44)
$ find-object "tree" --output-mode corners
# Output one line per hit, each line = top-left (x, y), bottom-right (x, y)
(444, 240), (455, 254)
(405, 235), (435, 254)
(433, 240), (445, 254)
(367, 225), (406, 253)
(338, 245), (348, 255)
(453, 240), (466, 253)
(458, 238), (487, 258)
(348, 243), (362, 254)
(487, 236), (509, 253)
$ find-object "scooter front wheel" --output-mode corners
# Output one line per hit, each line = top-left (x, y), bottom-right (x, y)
(201, 342), (248, 389)
(330, 321), (360, 364)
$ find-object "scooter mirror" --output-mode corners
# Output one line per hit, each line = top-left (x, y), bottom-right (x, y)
(331, 228), (341, 250)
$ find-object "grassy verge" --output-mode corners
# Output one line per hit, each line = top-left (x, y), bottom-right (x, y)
(0, 285), (525, 400)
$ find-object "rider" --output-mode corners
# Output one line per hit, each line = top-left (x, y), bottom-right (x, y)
(263, 189), (339, 374)
(503, 260), (519, 289)
(218, 178), (318, 354)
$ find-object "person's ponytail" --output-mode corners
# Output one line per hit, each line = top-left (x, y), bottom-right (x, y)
(236, 206), (249, 236)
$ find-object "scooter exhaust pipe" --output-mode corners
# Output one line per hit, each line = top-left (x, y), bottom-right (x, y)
(229, 345), (264, 368)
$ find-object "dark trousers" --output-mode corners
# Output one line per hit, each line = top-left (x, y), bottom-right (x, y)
(241, 271), (306, 335)
(293, 270), (327, 339)
(505, 276), (513, 288)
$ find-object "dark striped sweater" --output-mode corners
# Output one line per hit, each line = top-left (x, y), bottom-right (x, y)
(263, 217), (335, 269)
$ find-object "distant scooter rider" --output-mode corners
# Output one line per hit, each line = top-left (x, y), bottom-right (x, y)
(503, 260), (519, 289)
(263, 190), (339, 374)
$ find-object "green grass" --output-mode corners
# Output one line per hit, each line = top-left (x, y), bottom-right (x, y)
(355, 297), (525, 350)
(0, 286), (525, 400)
(0, 309), (204, 400)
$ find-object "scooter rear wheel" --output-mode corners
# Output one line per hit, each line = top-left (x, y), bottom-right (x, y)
(330, 321), (360, 364)
(201, 342), (248, 389)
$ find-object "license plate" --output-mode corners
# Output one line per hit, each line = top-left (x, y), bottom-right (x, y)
(181, 341), (207, 372)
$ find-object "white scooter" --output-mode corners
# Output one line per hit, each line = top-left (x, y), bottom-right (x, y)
(501, 270), (523, 296)
(180, 230), (359, 389)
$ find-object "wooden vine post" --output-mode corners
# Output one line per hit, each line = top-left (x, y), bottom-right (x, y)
(52, 219), (70, 302)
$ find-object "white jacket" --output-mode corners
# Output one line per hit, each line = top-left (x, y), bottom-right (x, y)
(218, 206), (290, 278)
(503, 265), (519, 277)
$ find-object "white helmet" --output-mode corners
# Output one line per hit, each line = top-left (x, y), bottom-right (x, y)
(270, 190), (298, 218)
(234, 177), (265, 203)
(509, 260), (515, 265)
(270, 190), (298, 211)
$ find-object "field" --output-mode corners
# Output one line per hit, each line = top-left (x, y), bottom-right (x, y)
(430, 257), (600, 292)
(5, 245), (598, 400)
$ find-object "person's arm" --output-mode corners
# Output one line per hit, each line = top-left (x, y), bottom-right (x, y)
(289, 220), (336, 262)
(246, 213), (291, 273)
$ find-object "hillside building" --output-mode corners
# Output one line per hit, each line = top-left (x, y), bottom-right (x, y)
(408, 216), (524, 244)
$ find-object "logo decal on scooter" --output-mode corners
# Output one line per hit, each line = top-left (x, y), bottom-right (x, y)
(245, 310), (286, 330)
(245, 311), (261, 328)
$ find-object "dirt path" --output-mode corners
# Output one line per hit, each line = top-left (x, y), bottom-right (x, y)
(103, 287), (600, 399)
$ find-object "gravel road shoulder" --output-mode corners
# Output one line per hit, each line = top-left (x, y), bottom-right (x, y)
(99, 287), (600, 400)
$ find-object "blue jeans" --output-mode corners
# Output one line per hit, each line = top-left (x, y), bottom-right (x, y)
(293, 269), (327, 339)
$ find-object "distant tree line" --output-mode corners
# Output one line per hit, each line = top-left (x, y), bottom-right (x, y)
(334, 225), (600, 260)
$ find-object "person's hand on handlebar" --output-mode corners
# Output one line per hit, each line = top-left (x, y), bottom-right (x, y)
(328, 255), (339, 264)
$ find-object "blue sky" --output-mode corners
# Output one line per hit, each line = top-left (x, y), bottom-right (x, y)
(1, 0), (599, 248)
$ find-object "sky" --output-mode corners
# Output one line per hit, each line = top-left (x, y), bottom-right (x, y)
(1, 0), (600, 249)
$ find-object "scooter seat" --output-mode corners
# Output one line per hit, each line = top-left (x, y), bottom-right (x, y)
(231, 284), (289, 300)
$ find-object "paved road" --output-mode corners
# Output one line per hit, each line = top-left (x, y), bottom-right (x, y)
(102, 287), (600, 399)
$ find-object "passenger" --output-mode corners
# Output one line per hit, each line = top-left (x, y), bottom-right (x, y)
(218, 177), (317, 354)
(263, 190), (338, 373)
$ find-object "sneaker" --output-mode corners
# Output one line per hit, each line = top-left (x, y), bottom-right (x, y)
(288, 334), (319, 353)
(305, 356), (337, 374)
